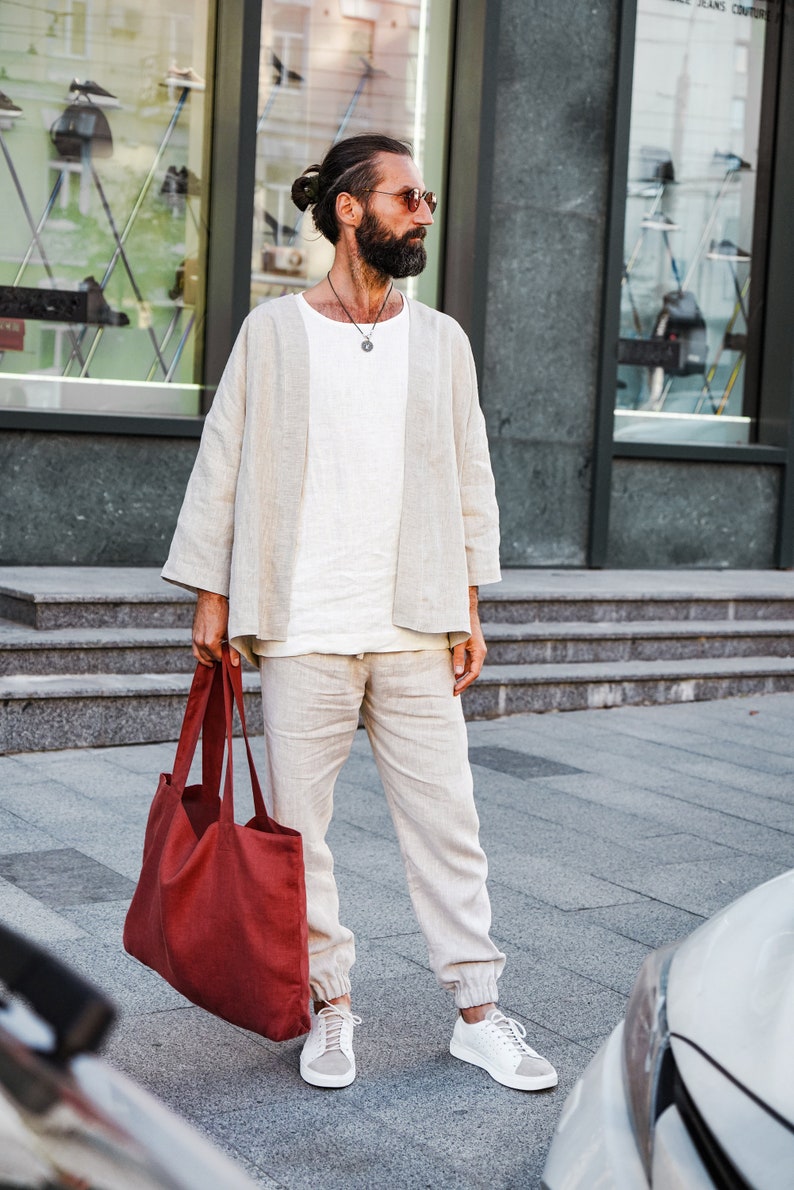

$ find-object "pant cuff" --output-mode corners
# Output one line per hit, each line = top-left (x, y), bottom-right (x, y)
(310, 973), (352, 1004)
(452, 978), (500, 1011)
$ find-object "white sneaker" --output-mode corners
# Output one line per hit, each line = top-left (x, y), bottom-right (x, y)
(450, 1009), (558, 1091)
(300, 1003), (361, 1089)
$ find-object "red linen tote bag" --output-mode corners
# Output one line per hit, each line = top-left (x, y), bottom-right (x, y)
(123, 647), (310, 1042)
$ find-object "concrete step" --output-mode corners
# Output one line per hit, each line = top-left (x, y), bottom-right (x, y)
(478, 593), (794, 624)
(464, 656), (794, 719)
(0, 622), (194, 676)
(5, 655), (794, 753)
(4, 567), (794, 751)
(0, 568), (194, 630)
(5, 567), (794, 629)
(482, 620), (794, 664)
(0, 670), (263, 754)
(478, 569), (794, 624)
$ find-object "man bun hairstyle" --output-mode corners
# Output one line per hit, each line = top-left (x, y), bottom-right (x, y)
(290, 133), (413, 244)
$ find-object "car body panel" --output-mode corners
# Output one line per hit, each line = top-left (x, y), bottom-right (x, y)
(543, 868), (794, 1188)
(672, 1037), (794, 1189)
(650, 1105), (713, 1188)
(667, 867), (794, 1130)
(541, 1024), (650, 1190)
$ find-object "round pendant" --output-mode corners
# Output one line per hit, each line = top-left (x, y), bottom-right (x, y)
(361, 338), (374, 353)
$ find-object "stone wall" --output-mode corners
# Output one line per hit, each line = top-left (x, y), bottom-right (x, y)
(606, 460), (781, 569)
(0, 431), (198, 566)
(480, 0), (620, 565)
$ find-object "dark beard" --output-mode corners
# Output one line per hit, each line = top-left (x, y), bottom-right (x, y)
(355, 210), (427, 278)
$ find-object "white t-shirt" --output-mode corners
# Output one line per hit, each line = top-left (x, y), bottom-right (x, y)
(255, 293), (450, 658)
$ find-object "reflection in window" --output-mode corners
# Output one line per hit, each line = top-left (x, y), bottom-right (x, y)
(252, 0), (450, 311)
(0, 0), (211, 416)
(615, 1), (770, 446)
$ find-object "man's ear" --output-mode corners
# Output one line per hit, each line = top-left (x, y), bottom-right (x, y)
(336, 191), (363, 228)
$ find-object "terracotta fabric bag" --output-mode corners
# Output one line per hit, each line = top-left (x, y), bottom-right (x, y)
(124, 647), (310, 1042)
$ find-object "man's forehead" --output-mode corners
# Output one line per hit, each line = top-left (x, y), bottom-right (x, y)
(373, 151), (423, 189)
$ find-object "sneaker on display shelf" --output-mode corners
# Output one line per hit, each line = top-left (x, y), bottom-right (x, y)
(68, 79), (120, 107)
(0, 91), (22, 116)
(164, 62), (206, 90)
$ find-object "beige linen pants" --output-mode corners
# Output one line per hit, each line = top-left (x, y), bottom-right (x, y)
(259, 650), (506, 1009)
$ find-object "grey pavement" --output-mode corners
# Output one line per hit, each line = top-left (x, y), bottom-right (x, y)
(1, 692), (794, 1187)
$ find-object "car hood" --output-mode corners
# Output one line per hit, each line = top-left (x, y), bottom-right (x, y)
(667, 867), (794, 1127)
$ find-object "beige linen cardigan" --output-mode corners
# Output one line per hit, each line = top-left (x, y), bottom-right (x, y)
(162, 294), (501, 664)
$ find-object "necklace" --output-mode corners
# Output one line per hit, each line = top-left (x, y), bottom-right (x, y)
(326, 272), (394, 352)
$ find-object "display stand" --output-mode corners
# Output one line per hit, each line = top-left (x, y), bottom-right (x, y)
(64, 83), (195, 378)
(0, 116), (89, 370)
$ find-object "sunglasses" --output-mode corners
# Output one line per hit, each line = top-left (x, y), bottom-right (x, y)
(362, 188), (438, 214)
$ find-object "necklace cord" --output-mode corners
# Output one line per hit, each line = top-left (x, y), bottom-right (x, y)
(326, 272), (394, 344)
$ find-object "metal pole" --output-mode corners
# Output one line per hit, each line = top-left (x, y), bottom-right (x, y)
(13, 173), (65, 285)
(64, 86), (190, 375)
(82, 165), (169, 378)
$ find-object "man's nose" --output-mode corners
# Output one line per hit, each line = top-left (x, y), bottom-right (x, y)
(415, 198), (434, 225)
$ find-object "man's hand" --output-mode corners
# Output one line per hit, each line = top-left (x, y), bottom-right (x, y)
(452, 587), (486, 696)
(192, 589), (240, 667)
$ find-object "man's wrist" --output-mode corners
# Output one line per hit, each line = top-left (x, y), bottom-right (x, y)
(197, 588), (229, 604)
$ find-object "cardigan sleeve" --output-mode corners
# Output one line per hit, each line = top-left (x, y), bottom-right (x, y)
(161, 317), (250, 596)
(458, 330), (502, 588)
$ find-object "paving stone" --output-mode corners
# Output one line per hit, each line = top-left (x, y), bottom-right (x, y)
(0, 878), (86, 944)
(333, 779), (398, 837)
(0, 805), (61, 855)
(487, 884), (652, 998)
(472, 764), (663, 844)
(574, 900), (706, 949)
(5, 756), (151, 802)
(59, 899), (132, 946)
(104, 1005), (283, 1115)
(333, 869), (423, 943)
(484, 836), (643, 911)
(609, 853), (788, 917)
(492, 942), (631, 1044)
(491, 731), (794, 830)
(538, 771), (794, 864)
(46, 936), (191, 1014)
(469, 744), (582, 779)
(0, 848), (135, 907)
(592, 707), (794, 773)
(327, 819), (410, 889)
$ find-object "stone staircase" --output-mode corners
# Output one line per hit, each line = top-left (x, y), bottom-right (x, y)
(2, 567), (794, 753)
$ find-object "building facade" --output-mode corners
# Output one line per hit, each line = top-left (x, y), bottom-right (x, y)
(1, 0), (793, 569)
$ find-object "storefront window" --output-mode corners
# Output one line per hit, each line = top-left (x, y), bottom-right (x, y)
(0, 0), (212, 417)
(251, 0), (452, 311)
(615, 0), (773, 446)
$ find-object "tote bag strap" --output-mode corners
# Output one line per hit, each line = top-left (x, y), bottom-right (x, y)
(170, 659), (217, 791)
(200, 661), (227, 798)
(218, 646), (270, 825)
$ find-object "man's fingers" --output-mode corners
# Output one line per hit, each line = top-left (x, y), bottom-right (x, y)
(193, 637), (241, 668)
(452, 638), (487, 696)
(192, 638), (222, 665)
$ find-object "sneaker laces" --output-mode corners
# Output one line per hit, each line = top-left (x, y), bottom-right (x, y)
(486, 1010), (538, 1056)
(317, 1003), (362, 1051)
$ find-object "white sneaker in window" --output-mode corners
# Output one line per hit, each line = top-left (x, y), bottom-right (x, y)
(450, 1009), (558, 1091)
(300, 1003), (361, 1089)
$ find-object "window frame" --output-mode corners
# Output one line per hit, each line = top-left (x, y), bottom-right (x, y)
(589, 0), (794, 566)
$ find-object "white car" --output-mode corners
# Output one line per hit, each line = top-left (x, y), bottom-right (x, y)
(542, 868), (794, 1189)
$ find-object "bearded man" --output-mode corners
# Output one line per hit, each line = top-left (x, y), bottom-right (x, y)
(163, 134), (557, 1094)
